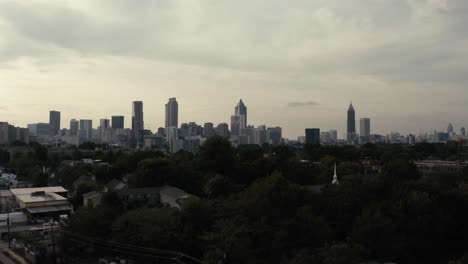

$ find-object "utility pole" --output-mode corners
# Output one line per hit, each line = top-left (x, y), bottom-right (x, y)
(6, 199), (11, 249)
(51, 220), (56, 264)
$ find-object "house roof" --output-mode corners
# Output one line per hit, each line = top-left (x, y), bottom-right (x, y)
(16, 192), (67, 204)
(83, 191), (102, 200)
(106, 179), (127, 190)
(159, 186), (191, 200)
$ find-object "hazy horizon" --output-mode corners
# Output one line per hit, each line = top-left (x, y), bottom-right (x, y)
(1, 0), (467, 139)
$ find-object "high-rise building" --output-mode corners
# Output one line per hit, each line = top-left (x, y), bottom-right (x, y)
(329, 130), (338, 142)
(305, 128), (320, 145)
(79, 119), (93, 142)
(70, 119), (79, 136)
(347, 102), (356, 141)
(100, 119), (110, 141)
(267, 127), (282, 145)
(0, 122), (9, 145)
(360, 118), (371, 138)
(112, 116), (124, 129)
(203, 122), (215, 138)
(448, 123), (454, 134)
(461, 127), (466, 136)
(49, 110), (61, 136)
(215, 123), (230, 138)
(235, 99), (247, 128)
(230, 115), (245, 137)
(132, 101), (144, 146)
(165, 98), (178, 128)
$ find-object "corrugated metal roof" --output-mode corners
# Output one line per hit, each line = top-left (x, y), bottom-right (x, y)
(26, 204), (71, 214)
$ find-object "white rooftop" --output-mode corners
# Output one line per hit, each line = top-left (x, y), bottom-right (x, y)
(10, 186), (67, 196)
(15, 192), (67, 204)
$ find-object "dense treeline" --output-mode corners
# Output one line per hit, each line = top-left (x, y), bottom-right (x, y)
(3, 139), (468, 263)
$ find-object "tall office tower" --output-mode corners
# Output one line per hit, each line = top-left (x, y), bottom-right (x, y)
(305, 128), (321, 145)
(347, 102), (356, 141)
(448, 123), (454, 134)
(235, 99), (247, 128)
(360, 118), (371, 138)
(165, 98), (178, 128)
(267, 127), (282, 145)
(70, 119), (79, 136)
(203, 122), (215, 138)
(461, 127), (466, 136)
(112, 116), (125, 129)
(215, 123), (230, 138)
(79, 119), (93, 141)
(230, 115), (245, 137)
(0, 122), (9, 145)
(132, 101), (144, 146)
(49, 110), (61, 136)
(329, 130), (338, 142)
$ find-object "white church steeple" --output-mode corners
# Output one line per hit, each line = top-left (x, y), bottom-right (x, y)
(332, 163), (339, 185)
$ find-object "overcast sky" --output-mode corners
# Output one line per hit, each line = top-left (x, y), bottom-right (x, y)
(1, 0), (467, 139)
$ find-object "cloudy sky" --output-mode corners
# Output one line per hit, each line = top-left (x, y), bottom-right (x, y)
(0, 0), (467, 139)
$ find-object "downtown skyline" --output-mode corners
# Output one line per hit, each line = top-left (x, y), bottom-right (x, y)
(0, 98), (464, 141)
(1, 1), (468, 138)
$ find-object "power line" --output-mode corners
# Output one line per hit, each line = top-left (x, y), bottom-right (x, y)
(61, 229), (206, 264)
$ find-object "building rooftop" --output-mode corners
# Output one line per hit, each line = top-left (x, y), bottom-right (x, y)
(10, 187), (67, 196)
(159, 186), (191, 200)
(15, 192), (67, 204)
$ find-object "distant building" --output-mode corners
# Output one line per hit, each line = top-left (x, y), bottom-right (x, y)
(79, 120), (93, 143)
(329, 130), (338, 143)
(111, 116), (124, 129)
(305, 128), (320, 145)
(230, 115), (245, 138)
(267, 127), (282, 145)
(253, 126), (267, 146)
(461, 127), (466, 136)
(360, 118), (371, 137)
(132, 101), (144, 147)
(49, 110), (61, 136)
(448, 123), (454, 134)
(69, 119), (79, 136)
(235, 99), (247, 128)
(99, 119), (111, 142)
(347, 102), (356, 142)
(165, 98), (178, 128)
(215, 123), (230, 138)
(157, 127), (166, 137)
(144, 135), (165, 149)
(203, 122), (215, 138)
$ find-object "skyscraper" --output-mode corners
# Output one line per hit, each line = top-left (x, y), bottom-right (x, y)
(461, 127), (466, 136)
(49, 110), (61, 136)
(360, 118), (371, 138)
(235, 99), (247, 128)
(165, 98), (178, 128)
(448, 123), (454, 134)
(230, 115), (245, 137)
(70, 119), (79, 136)
(79, 119), (93, 142)
(347, 102), (356, 141)
(132, 101), (144, 146)
(112, 116), (124, 129)
(305, 128), (320, 145)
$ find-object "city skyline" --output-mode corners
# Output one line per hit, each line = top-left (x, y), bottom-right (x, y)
(0, 99), (466, 140)
(1, 1), (468, 138)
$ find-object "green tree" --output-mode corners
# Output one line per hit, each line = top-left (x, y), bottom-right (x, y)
(195, 136), (234, 175)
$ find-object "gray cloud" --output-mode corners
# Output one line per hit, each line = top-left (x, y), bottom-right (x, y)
(0, 0), (468, 138)
(288, 101), (320, 108)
